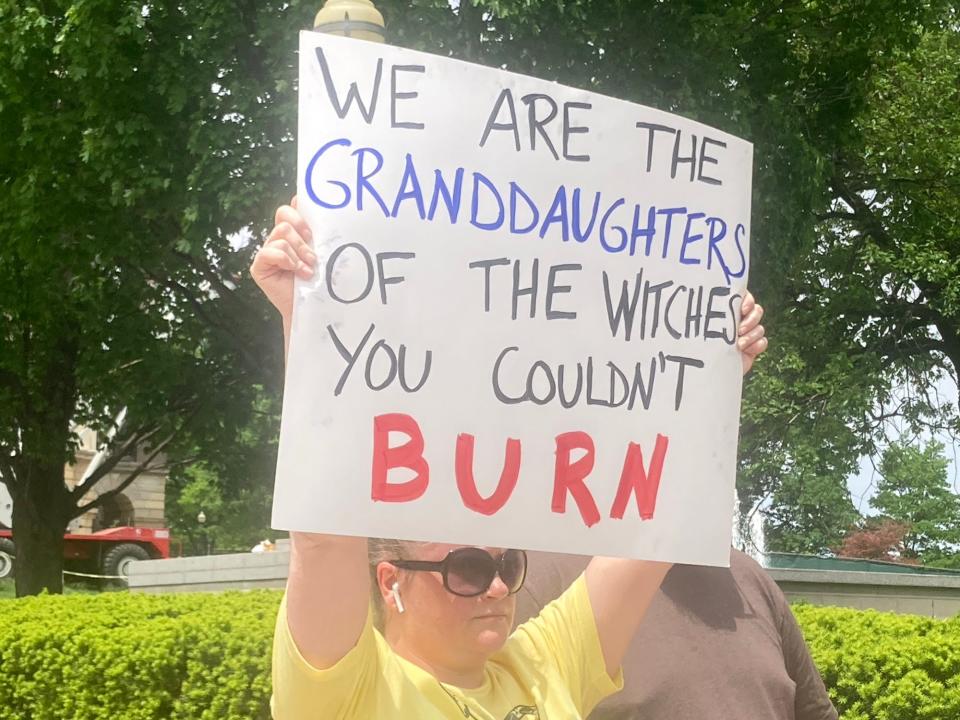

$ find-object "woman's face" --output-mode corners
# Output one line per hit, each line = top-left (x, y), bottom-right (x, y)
(383, 543), (518, 672)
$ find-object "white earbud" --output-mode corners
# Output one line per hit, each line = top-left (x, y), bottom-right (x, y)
(391, 581), (405, 614)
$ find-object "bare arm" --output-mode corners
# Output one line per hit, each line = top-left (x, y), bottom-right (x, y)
(285, 532), (371, 669)
(253, 199), (371, 669)
(584, 558), (672, 677)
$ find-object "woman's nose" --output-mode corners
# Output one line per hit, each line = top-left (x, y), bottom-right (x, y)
(485, 574), (510, 599)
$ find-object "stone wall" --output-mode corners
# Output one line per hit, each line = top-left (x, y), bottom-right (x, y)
(129, 548), (960, 618)
(776, 567), (960, 618)
(129, 551), (289, 593)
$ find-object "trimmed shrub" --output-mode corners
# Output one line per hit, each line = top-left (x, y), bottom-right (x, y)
(794, 604), (960, 720)
(0, 590), (280, 720)
(1, 591), (958, 719)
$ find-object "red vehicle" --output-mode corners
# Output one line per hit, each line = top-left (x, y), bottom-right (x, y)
(0, 526), (171, 583)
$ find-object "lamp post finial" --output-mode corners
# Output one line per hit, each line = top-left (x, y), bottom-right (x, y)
(314, 0), (385, 43)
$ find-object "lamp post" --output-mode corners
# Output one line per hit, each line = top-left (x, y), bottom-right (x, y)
(197, 510), (209, 555)
(314, 0), (385, 43)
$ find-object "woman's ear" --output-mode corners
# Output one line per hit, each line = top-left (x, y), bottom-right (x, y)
(375, 561), (402, 612)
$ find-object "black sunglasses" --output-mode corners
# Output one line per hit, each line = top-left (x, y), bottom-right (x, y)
(390, 547), (528, 598)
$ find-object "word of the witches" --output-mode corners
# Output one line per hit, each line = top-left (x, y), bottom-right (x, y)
(370, 413), (669, 528)
(469, 256), (740, 344)
(314, 45), (728, 187)
(322, 242), (740, 345)
(304, 138), (747, 285)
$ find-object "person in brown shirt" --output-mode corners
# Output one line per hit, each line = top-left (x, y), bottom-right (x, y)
(514, 548), (839, 720)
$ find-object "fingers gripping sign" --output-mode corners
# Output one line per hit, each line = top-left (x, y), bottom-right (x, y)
(737, 291), (767, 375)
(250, 196), (317, 322)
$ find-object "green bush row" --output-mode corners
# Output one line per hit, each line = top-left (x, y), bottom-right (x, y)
(794, 604), (960, 720)
(0, 591), (957, 719)
(0, 590), (279, 720)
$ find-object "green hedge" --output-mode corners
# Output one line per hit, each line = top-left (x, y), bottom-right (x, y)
(0, 591), (957, 719)
(0, 591), (279, 720)
(794, 604), (960, 720)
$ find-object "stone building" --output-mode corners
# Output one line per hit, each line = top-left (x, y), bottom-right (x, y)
(0, 429), (166, 532)
(65, 427), (168, 533)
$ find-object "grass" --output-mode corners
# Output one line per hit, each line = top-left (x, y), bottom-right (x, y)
(0, 577), (117, 600)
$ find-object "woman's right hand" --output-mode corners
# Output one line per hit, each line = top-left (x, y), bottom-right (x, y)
(250, 197), (317, 323)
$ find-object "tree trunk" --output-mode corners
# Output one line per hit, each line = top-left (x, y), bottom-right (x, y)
(10, 461), (71, 597)
(10, 306), (79, 597)
(935, 320), (960, 413)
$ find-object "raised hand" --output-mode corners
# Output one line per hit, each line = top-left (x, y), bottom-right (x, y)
(250, 197), (316, 323)
(738, 292), (766, 375)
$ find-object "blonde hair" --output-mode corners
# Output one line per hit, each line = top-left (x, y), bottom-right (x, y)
(367, 538), (423, 630)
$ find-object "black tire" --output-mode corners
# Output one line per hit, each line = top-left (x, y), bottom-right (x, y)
(0, 538), (15, 580)
(102, 543), (150, 581)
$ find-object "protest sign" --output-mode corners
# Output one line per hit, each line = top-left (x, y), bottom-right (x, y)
(273, 31), (752, 566)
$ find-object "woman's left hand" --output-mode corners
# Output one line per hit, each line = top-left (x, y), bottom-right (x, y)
(738, 291), (767, 375)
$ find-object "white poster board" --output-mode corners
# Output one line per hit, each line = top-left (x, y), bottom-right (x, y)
(273, 31), (752, 567)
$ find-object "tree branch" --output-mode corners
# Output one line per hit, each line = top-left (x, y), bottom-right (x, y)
(73, 382), (207, 496)
(830, 171), (898, 253)
(833, 299), (945, 329)
(863, 398), (910, 431)
(170, 249), (247, 308)
(134, 263), (273, 385)
(867, 338), (948, 364)
(73, 423), (162, 494)
(934, 319), (960, 390)
(816, 210), (857, 222)
(72, 429), (179, 518)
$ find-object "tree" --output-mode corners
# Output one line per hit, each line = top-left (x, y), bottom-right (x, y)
(740, 343), (880, 550)
(166, 393), (282, 555)
(166, 465), (277, 556)
(0, 0), (314, 595)
(739, 17), (960, 544)
(871, 440), (960, 561)
(835, 518), (913, 563)
(763, 465), (861, 555)
(814, 27), (960, 404)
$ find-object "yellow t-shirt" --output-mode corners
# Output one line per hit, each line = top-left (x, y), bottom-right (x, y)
(271, 574), (623, 719)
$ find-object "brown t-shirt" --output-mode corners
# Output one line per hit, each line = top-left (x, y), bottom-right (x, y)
(514, 549), (838, 720)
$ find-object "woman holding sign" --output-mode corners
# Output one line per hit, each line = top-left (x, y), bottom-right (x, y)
(254, 199), (767, 720)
